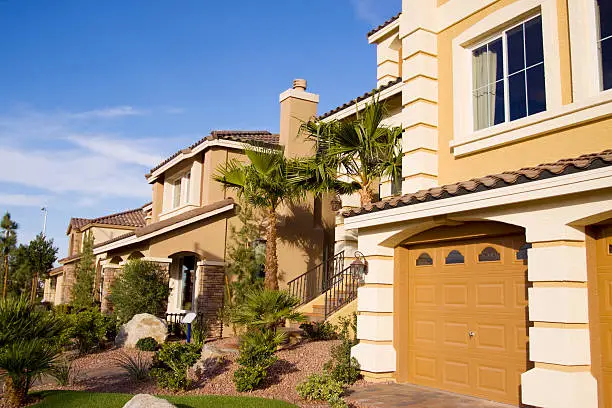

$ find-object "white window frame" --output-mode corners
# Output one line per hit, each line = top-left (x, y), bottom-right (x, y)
(451, 0), (563, 154)
(595, 0), (612, 91)
(170, 171), (191, 210)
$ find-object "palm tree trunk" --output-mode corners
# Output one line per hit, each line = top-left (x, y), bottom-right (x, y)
(4, 376), (27, 408)
(359, 186), (375, 206)
(263, 208), (279, 290)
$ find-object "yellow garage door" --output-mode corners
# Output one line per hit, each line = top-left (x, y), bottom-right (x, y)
(407, 234), (530, 405)
(595, 225), (612, 408)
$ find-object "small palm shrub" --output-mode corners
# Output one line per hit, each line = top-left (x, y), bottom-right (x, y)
(233, 329), (283, 392)
(323, 313), (360, 385)
(297, 373), (347, 408)
(300, 321), (338, 341)
(150, 342), (201, 391)
(136, 337), (159, 351)
(113, 352), (151, 381)
(49, 357), (81, 386)
(230, 288), (305, 333)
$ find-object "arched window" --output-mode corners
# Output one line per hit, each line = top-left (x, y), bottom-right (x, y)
(445, 250), (465, 264)
(516, 243), (532, 260)
(416, 252), (433, 266)
(478, 246), (501, 262)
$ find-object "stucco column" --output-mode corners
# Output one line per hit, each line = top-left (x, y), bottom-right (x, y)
(521, 234), (598, 407)
(196, 260), (225, 338)
(399, 0), (439, 195)
(351, 228), (396, 380)
(335, 214), (358, 267)
(54, 274), (64, 305)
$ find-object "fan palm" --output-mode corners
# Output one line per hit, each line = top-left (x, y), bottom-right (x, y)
(230, 288), (306, 333)
(0, 296), (68, 407)
(215, 146), (304, 290)
(294, 97), (403, 206)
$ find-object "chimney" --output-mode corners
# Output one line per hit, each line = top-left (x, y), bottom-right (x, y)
(279, 78), (319, 158)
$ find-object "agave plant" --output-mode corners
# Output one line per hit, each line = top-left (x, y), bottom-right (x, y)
(0, 296), (68, 407)
(230, 288), (306, 333)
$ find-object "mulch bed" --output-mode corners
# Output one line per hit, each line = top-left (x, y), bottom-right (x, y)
(28, 338), (368, 408)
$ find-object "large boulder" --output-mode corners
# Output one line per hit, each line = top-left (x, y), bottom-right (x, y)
(115, 313), (167, 348)
(123, 394), (175, 408)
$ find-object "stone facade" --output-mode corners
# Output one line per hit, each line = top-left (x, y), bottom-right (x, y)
(196, 262), (225, 338)
(101, 266), (121, 313)
(62, 263), (77, 304)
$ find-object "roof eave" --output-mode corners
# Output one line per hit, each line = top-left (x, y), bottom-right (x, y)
(367, 18), (400, 44)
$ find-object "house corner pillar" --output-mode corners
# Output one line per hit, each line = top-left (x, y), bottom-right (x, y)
(196, 260), (225, 338)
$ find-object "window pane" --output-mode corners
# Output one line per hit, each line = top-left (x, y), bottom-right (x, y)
(173, 179), (181, 208)
(599, 0), (612, 40)
(525, 16), (544, 66)
(493, 80), (506, 125)
(472, 44), (489, 90)
(526, 64), (546, 115)
(602, 38), (612, 90)
(473, 87), (490, 130)
(489, 38), (504, 81)
(507, 24), (525, 75)
(509, 71), (527, 120)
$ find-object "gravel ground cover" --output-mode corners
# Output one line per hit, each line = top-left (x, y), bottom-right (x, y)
(27, 338), (366, 408)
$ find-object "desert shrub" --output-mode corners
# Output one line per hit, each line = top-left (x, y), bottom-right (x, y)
(150, 342), (201, 391)
(233, 329), (283, 392)
(108, 259), (171, 323)
(297, 373), (347, 408)
(136, 337), (159, 351)
(49, 357), (81, 386)
(323, 313), (360, 385)
(65, 308), (111, 354)
(191, 318), (209, 348)
(113, 351), (151, 381)
(300, 321), (338, 341)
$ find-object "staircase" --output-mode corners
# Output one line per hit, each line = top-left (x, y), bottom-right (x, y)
(288, 252), (361, 322)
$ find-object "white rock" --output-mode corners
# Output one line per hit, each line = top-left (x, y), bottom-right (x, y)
(115, 313), (167, 348)
(123, 394), (176, 408)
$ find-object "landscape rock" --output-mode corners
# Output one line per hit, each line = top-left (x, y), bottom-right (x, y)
(115, 313), (167, 348)
(191, 343), (231, 378)
(123, 394), (176, 408)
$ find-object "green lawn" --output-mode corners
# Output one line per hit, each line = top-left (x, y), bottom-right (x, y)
(31, 391), (298, 408)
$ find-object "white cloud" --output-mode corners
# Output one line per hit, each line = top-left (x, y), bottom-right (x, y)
(69, 106), (147, 119)
(66, 135), (163, 167)
(0, 193), (48, 207)
(350, 0), (381, 25)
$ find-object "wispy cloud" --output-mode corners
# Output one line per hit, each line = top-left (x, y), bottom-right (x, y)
(66, 135), (164, 167)
(0, 194), (49, 207)
(69, 105), (147, 119)
(350, 0), (382, 25)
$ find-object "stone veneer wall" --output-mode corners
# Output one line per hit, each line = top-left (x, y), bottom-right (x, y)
(62, 263), (77, 304)
(196, 263), (225, 338)
(100, 266), (121, 313)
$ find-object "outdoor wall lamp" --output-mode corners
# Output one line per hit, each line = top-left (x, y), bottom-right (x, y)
(350, 251), (368, 283)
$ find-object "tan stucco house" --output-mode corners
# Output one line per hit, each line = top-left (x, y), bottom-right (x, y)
(45, 80), (336, 336)
(318, 0), (612, 407)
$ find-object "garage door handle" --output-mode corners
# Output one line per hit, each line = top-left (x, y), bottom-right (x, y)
(468, 331), (476, 337)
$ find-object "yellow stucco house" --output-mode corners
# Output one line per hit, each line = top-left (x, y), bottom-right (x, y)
(318, 0), (612, 407)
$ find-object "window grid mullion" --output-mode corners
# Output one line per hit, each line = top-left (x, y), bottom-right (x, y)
(522, 22), (529, 116)
(502, 32), (510, 124)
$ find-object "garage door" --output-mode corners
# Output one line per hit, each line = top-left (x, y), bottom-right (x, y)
(407, 234), (530, 405)
(595, 225), (612, 408)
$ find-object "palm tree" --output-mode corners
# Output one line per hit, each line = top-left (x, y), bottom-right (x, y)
(0, 296), (68, 407)
(215, 146), (304, 290)
(294, 98), (403, 206)
(230, 288), (305, 333)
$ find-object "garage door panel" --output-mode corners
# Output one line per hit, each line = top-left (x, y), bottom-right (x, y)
(407, 234), (528, 405)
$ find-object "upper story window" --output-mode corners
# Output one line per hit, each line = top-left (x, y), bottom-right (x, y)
(171, 171), (191, 209)
(597, 0), (612, 90)
(472, 15), (546, 130)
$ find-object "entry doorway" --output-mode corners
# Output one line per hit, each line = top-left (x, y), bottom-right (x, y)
(177, 255), (196, 311)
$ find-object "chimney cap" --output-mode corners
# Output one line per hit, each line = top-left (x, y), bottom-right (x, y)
(293, 79), (307, 91)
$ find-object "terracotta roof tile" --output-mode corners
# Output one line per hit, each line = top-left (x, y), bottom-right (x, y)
(367, 12), (401, 38)
(150, 130), (279, 173)
(68, 207), (146, 232)
(318, 77), (402, 120)
(344, 149), (612, 217)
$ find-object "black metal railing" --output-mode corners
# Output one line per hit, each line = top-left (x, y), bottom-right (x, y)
(324, 264), (360, 319)
(165, 312), (204, 338)
(287, 251), (344, 305)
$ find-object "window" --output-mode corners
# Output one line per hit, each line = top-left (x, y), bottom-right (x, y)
(445, 250), (465, 265)
(171, 171), (191, 209)
(416, 252), (433, 266)
(597, 0), (612, 90)
(472, 15), (546, 130)
(478, 246), (501, 262)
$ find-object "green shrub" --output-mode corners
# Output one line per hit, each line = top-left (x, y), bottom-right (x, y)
(108, 259), (171, 323)
(135, 337), (159, 351)
(150, 342), (201, 391)
(191, 318), (209, 348)
(299, 321), (338, 341)
(296, 373), (347, 408)
(49, 357), (81, 386)
(113, 351), (150, 381)
(323, 313), (360, 385)
(233, 329), (282, 392)
(66, 308), (110, 354)
(230, 289), (305, 333)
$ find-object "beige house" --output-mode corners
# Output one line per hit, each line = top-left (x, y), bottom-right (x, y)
(46, 80), (336, 336)
(319, 1), (612, 407)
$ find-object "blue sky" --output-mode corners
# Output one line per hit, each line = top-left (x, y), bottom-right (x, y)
(0, 0), (399, 258)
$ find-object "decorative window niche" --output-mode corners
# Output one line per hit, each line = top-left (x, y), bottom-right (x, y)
(445, 250), (465, 265)
(416, 252), (434, 266)
(478, 246), (501, 262)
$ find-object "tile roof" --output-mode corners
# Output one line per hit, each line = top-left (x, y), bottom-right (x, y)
(317, 77), (402, 120)
(68, 207), (146, 232)
(344, 149), (612, 217)
(367, 12), (401, 38)
(149, 130), (280, 173)
(49, 266), (64, 276)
